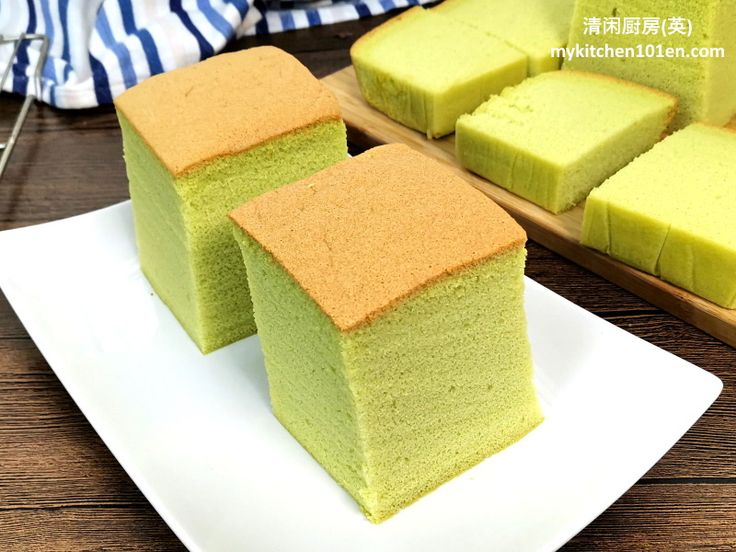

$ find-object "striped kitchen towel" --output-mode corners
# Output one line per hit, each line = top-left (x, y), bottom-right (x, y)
(0, 0), (430, 109)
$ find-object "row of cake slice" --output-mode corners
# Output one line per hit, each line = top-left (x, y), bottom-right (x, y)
(351, 0), (736, 310)
(352, 0), (736, 138)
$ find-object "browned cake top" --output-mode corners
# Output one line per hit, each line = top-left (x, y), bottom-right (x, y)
(114, 46), (342, 176)
(230, 144), (527, 331)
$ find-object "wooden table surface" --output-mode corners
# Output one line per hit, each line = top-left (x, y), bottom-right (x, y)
(1, 14), (735, 552)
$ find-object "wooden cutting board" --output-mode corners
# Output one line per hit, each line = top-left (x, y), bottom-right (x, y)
(322, 66), (736, 349)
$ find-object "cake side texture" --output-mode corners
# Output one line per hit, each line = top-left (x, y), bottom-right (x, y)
(341, 244), (542, 521)
(233, 227), (370, 511)
(234, 227), (542, 522)
(119, 113), (201, 341)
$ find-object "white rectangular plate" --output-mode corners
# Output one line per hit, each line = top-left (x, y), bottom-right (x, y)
(0, 203), (722, 552)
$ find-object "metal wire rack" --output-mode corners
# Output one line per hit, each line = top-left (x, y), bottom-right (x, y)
(0, 33), (49, 180)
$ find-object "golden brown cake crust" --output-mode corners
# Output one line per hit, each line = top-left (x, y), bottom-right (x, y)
(230, 144), (527, 331)
(114, 46), (342, 176)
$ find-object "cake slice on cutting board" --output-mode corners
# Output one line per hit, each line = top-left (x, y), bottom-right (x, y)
(582, 124), (736, 309)
(456, 70), (677, 213)
(351, 6), (527, 138)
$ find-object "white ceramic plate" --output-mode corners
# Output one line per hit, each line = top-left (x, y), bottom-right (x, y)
(0, 203), (722, 552)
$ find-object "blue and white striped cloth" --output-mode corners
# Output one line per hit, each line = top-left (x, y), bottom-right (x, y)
(0, 0), (430, 109)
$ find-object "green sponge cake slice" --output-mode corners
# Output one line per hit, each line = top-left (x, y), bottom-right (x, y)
(351, 6), (527, 138)
(435, 0), (575, 75)
(229, 144), (543, 522)
(114, 47), (347, 353)
(582, 124), (736, 309)
(565, 0), (736, 129)
(456, 70), (677, 213)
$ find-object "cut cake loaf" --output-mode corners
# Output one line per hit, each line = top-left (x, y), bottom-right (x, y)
(435, 0), (576, 75)
(565, 0), (736, 129)
(350, 6), (527, 138)
(229, 144), (543, 522)
(582, 124), (736, 309)
(115, 47), (347, 353)
(455, 70), (677, 213)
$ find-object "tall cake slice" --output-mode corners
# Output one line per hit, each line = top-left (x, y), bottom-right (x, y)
(351, 6), (527, 138)
(230, 144), (543, 522)
(115, 47), (347, 353)
(565, 0), (736, 128)
(582, 124), (736, 309)
(456, 71), (677, 213)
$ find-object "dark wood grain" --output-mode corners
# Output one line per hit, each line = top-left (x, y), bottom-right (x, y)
(1, 10), (735, 552)
(1, 508), (186, 552)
